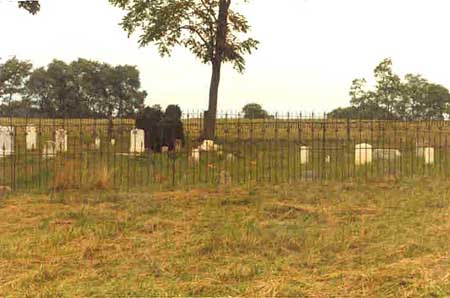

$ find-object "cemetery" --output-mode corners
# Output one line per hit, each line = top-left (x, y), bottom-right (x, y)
(0, 116), (446, 191)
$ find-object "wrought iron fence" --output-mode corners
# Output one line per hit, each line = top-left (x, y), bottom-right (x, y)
(0, 112), (448, 191)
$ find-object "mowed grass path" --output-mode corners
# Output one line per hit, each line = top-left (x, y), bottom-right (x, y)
(0, 179), (448, 297)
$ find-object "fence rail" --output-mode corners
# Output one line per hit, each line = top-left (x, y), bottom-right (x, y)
(0, 112), (448, 191)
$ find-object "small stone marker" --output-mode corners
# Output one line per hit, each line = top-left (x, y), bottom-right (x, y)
(0, 126), (14, 156)
(111, 138), (116, 146)
(300, 146), (310, 165)
(355, 143), (372, 165)
(417, 147), (434, 164)
(55, 129), (68, 152)
(43, 141), (56, 159)
(191, 148), (200, 163)
(130, 129), (145, 153)
(226, 153), (235, 162)
(161, 146), (169, 153)
(26, 126), (37, 150)
(94, 137), (101, 149)
(200, 140), (215, 151)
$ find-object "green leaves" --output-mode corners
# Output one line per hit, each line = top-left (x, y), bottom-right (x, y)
(1, 58), (147, 118)
(110, 0), (258, 71)
(18, 1), (40, 15)
(334, 58), (450, 120)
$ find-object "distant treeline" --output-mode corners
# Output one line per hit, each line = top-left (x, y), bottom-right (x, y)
(329, 58), (450, 120)
(0, 57), (147, 118)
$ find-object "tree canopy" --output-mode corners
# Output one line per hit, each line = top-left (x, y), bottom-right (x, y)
(0, 57), (147, 118)
(329, 58), (450, 120)
(18, 1), (40, 14)
(242, 103), (269, 119)
(109, 0), (258, 139)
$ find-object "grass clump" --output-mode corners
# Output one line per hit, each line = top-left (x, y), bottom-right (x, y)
(0, 178), (448, 297)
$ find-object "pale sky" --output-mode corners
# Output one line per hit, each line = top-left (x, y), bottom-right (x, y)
(1, 0), (450, 113)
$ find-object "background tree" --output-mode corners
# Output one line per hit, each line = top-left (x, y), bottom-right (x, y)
(329, 58), (450, 120)
(109, 0), (259, 139)
(242, 103), (269, 119)
(0, 57), (33, 106)
(24, 59), (148, 118)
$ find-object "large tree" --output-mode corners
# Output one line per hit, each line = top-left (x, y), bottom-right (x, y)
(109, 0), (259, 139)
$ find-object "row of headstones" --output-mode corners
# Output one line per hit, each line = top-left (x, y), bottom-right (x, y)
(295, 145), (435, 165)
(0, 126), (145, 156)
(0, 126), (70, 157)
(355, 143), (435, 165)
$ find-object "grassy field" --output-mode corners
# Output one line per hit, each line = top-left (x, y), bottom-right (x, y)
(0, 178), (448, 297)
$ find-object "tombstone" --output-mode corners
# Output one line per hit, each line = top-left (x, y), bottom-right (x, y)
(191, 148), (200, 163)
(355, 143), (372, 165)
(26, 126), (37, 151)
(417, 147), (434, 165)
(111, 138), (116, 146)
(55, 129), (68, 152)
(219, 170), (232, 185)
(161, 146), (169, 153)
(200, 140), (215, 151)
(226, 153), (235, 162)
(42, 141), (56, 159)
(373, 149), (401, 161)
(130, 129), (145, 153)
(300, 146), (310, 165)
(325, 155), (331, 163)
(94, 137), (101, 149)
(0, 126), (14, 156)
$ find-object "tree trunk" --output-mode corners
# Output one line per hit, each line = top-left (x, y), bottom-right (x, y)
(203, 0), (230, 140)
(204, 61), (221, 140)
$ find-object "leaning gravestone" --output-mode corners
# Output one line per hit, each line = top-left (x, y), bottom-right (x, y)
(130, 129), (145, 153)
(355, 143), (373, 165)
(0, 126), (14, 157)
(55, 129), (68, 152)
(26, 126), (37, 150)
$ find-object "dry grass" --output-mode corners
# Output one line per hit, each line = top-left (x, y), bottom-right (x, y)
(0, 178), (448, 297)
(52, 158), (112, 191)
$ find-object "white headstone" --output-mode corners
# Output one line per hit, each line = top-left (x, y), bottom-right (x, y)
(55, 129), (68, 152)
(0, 126), (14, 156)
(300, 146), (310, 165)
(200, 140), (215, 151)
(161, 146), (169, 153)
(355, 143), (373, 165)
(191, 148), (200, 163)
(26, 126), (37, 151)
(417, 147), (434, 165)
(94, 137), (101, 149)
(130, 129), (145, 153)
(226, 153), (236, 162)
(43, 141), (56, 159)
(111, 138), (116, 146)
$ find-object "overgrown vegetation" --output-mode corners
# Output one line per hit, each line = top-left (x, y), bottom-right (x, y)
(0, 178), (448, 297)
